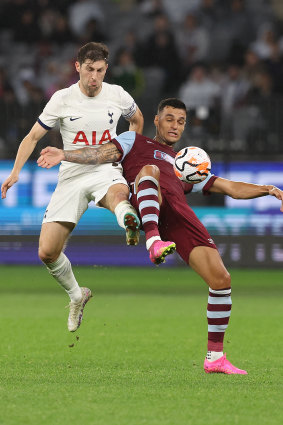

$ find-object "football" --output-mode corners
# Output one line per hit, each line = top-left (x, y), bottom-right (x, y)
(173, 146), (211, 184)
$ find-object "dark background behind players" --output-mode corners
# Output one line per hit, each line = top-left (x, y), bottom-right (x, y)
(0, 0), (283, 162)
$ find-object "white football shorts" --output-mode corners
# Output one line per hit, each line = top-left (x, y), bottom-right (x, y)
(42, 163), (127, 225)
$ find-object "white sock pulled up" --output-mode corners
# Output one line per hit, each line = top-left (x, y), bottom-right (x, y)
(114, 200), (138, 229)
(206, 351), (224, 362)
(45, 252), (82, 302)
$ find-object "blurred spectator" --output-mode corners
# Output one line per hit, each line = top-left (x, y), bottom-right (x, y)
(137, 0), (166, 40)
(68, 0), (104, 38)
(78, 18), (107, 44)
(0, 62), (46, 158)
(245, 0), (276, 30)
(39, 60), (61, 98)
(264, 41), (283, 94)
(198, 0), (223, 31)
(221, 64), (250, 114)
(114, 29), (149, 70)
(0, 68), (21, 157)
(220, 64), (251, 141)
(226, 0), (255, 64)
(38, 7), (59, 40)
(0, 86), (21, 158)
(139, 0), (164, 17)
(0, 67), (13, 98)
(139, 14), (182, 94)
(19, 85), (48, 159)
(38, 60), (77, 99)
(13, 8), (40, 43)
(237, 70), (281, 152)
(246, 70), (275, 108)
(111, 48), (145, 100)
(270, 0), (283, 21)
(242, 48), (266, 86)
(176, 11), (210, 73)
(179, 64), (221, 145)
(162, 0), (201, 24)
(13, 68), (38, 106)
(250, 22), (280, 60)
(47, 13), (74, 44)
(0, 0), (283, 158)
(121, 30), (141, 60)
(0, 0), (36, 32)
(179, 64), (221, 110)
(114, 0), (137, 12)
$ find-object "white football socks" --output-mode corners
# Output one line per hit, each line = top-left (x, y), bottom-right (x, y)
(114, 200), (138, 229)
(206, 351), (224, 362)
(146, 236), (161, 250)
(45, 252), (82, 302)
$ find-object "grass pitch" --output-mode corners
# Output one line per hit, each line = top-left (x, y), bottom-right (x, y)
(0, 265), (283, 425)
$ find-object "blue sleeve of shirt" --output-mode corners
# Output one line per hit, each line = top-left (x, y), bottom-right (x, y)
(191, 172), (213, 193)
(113, 131), (136, 161)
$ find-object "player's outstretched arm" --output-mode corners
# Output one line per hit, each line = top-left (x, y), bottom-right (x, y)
(37, 142), (121, 168)
(209, 177), (283, 212)
(1, 122), (48, 199)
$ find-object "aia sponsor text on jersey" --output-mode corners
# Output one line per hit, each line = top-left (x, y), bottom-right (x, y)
(72, 130), (112, 145)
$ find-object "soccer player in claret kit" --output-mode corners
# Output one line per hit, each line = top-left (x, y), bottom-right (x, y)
(1, 42), (144, 333)
(37, 98), (283, 374)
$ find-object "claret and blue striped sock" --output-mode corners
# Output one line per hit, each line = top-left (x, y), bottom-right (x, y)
(206, 287), (232, 362)
(136, 176), (161, 249)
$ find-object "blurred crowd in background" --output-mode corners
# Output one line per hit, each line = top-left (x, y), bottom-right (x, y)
(1, 0), (283, 160)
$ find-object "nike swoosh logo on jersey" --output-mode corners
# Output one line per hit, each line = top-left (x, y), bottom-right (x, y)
(70, 117), (82, 121)
(146, 140), (154, 144)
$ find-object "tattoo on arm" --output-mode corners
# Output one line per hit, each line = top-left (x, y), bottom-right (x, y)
(64, 143), (121, 165)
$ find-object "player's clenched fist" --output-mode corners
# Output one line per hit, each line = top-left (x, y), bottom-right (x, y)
(37, 147), (65, 168)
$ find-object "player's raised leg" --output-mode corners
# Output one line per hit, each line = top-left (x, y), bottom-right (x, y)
(38, 222), (92, 332)
(135, 165), (176, 264)
(100, 183), (140, 246)
(189, 246), (247, 374)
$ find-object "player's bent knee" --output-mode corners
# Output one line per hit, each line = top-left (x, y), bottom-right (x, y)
(210, 270), (231, 290)
(140, 164), (160, 179)
(38, 247), (61, 264)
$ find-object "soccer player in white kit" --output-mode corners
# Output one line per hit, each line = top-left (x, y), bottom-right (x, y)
(1, 42), (144, 332)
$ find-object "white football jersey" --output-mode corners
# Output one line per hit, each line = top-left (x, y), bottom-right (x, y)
(38, 82), (137, 178)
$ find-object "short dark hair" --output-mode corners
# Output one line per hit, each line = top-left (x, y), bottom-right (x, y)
(77, 42), (109, 65)
(157, 98), (187, 114)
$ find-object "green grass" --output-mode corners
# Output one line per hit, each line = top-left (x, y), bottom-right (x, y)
(0, 266), (283, 425)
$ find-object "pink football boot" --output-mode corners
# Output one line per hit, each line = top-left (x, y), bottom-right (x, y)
(149, 240), (176, 265)
(204, 353), (247, 374)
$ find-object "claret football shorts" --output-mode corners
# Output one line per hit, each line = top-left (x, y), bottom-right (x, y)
(159, 194), (218, 262)
(131, 190), (217, 263)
